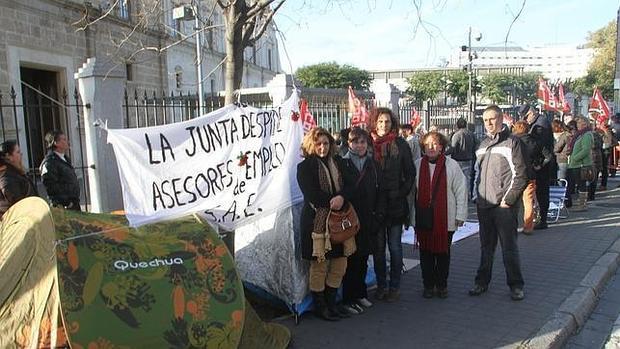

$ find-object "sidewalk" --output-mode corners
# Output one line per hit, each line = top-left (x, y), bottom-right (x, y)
(276, 177), (620, 349)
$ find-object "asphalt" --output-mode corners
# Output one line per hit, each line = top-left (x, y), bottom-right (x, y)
(274, 176), (620, 349)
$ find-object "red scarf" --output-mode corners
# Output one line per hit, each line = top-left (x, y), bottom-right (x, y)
(416, 154), (449, 253)
(371, 131), (398, 164)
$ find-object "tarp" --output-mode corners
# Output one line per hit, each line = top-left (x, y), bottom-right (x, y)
(0, 197), (63, 349)
(53, 210), (245, 348)
(106, 92), (304, 229)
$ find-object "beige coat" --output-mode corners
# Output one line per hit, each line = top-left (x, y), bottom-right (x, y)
(409, 155), (468, 231)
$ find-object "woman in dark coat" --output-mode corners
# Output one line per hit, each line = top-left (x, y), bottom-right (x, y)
(369, 107), (415, 302)
(297, 127), (356, 321)
(340, 127), (384, 314)
(0, 140), (37, 220)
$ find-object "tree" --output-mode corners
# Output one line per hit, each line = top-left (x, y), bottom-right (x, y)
(569, 20), (616, 99)
(295, 62), (371, 90)
(445, 70), (480, 104)
(481, 72), (537, 105)
(406, 71), (445, 102)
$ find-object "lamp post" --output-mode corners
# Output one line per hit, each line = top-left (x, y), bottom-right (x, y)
(464, 27), (481, 126)
(173, 5), (205, 113)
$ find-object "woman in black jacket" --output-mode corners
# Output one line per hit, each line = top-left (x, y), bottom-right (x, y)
(297, 127), (355, 321)
(340, 127), (384, 314)
(369, 108), (415, 302)
(0, 140), (37, 219)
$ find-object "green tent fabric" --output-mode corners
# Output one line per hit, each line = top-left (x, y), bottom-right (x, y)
(53, 209), (246, 348)
(0, 197), (62, 349)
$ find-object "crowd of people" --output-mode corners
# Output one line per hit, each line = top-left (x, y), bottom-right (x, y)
(0, 130), (81, 220)
(297, 104), (620, 321)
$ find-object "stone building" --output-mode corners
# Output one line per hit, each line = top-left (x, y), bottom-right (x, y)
(0, 0), (281, 175)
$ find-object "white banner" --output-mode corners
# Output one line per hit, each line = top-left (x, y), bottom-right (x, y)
(107, 92), (304, 228)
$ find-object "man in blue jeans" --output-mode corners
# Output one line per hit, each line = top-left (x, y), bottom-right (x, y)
(470, 105), (528, 301)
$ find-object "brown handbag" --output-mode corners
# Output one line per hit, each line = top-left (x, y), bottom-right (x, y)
(327, 203), (360, 244)
(580, 165), (594, 182)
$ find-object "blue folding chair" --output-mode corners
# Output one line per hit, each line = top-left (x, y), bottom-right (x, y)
(548, 179), (569, 223)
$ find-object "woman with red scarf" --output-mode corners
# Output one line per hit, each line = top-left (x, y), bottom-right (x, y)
(369, 108), (415, 302)
(413, 131), (468, 298)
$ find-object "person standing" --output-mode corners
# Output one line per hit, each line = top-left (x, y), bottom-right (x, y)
(0, 140), (37, 219)
(399, 124), (422, 163)
(469, 105), (528, 301)
(446, 118), (476, 198)
(340, 127), (384, 314)
(40, 130), (80, 210)
(599, 123), (613, 191)
(370, 107), (415, 302)
(567, 117), (594, 211)
(552, 119), (571, 180)
(413, 131), (467, 299)
(519, 105), (554, 230)
(297, 127), (355, 321)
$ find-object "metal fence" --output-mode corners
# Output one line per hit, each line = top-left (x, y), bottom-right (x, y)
(0, 86), (90, 210)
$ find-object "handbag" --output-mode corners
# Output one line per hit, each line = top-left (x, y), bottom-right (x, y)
(415, 163), (444, 231)
(580, 165), (594, 182)
(327, 203), (360, 244)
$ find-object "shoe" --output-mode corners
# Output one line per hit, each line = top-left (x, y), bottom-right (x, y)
(386, 289), (400, 302)
(311, 291), (339, 321)
(375, 287), (387, 301)
(422, 288), (434, 299)
(533, 222), (548, 230)
(468, 284), (488, 296)
(522, 229), (533, 235)
(598, 186), (607, 191)
(510, 288), (525, 301)
(437, 288), (448, 299)
(357, 298), (373, 308)
(340, 304), (360, 315)
(350, 302), (365, 314)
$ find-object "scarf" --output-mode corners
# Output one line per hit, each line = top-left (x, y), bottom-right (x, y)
(415, 153), (449, 254)
(310, 156), (355, 261)
(567, 127), (590, 154)
(371, 131), (399, 166)
(346, 150), (369, 172)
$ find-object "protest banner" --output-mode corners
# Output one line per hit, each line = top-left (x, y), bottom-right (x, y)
(107, 92), (303, 229)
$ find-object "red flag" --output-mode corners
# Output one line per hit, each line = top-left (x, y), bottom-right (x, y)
(410, 106), (421, 130)
(348, 86), (368, 127)
(558, 82), (571, 114)
(589, 87), (611, 127)
(537, 78), (558, 112)
(299, 98), (316, 133)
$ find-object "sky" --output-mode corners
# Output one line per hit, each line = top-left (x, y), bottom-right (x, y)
(273, 0), (619, 72)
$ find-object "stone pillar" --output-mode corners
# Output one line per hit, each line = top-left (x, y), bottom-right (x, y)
(370, 81), (400, 114)
(266, 74), (298, 105)
(74, 58), (126, 213)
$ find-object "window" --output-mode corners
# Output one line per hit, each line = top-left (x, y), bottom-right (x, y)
(267, 49), (272, 71)
(252, 45), (257, 64)
(175, 66), (183, 89)
(118, 0), (130, 20)
(206, 20), (213, 49)
(126, 64), (133, 81)
(210, 79), (215, 95)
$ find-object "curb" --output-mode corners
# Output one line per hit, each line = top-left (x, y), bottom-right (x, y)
(520, 237), (620, 349)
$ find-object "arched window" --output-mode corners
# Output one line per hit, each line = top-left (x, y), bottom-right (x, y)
(175, 66), (183, 89)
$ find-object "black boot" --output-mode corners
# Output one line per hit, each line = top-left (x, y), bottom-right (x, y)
(311, 291), (339, 321)
(325, 286), (350, 319)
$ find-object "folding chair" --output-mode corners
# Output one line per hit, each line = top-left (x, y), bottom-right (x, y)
(548, 179), (569, 223)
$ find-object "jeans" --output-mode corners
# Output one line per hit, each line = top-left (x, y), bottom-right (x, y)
(342, 252), (369, 303)
(373, 224), (403, 290)
(457, 160), (472, 198)
(475, 205), (524, 289)
(420, 232), (454, 289)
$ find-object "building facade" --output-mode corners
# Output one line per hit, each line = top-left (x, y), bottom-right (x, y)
(447, 45), (594, 81)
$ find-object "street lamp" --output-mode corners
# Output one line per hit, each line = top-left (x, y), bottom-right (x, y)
(462, 27), (481, 126)
(173, 5), (204, 113)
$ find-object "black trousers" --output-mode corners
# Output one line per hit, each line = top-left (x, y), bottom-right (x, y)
(475, 206), (524, 289)
(342, 252), (369, 303)
(535, 167), (550, 224)
(420, 232), (454, 290)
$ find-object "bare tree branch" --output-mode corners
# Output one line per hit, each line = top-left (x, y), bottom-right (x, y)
(72, 0), (121, 31)
(504, 0), (527, 56)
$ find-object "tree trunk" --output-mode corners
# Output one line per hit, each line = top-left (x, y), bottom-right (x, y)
(223, 3), (248, 105)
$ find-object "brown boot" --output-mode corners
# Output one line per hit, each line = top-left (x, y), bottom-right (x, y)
(571, 192), (588, 212)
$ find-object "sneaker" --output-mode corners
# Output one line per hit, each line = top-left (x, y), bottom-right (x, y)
(357, 298), (373, 308)
(468, 284), (488, 296)
(340, 304), (360, 315)
(510, 288), (525, 301)
(350, 302), (365, 314)
(437, 288), (448, 299)
(386, 289), (400, 302)
(375, 288), (387, 301)
(422, 288), (434, 299)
